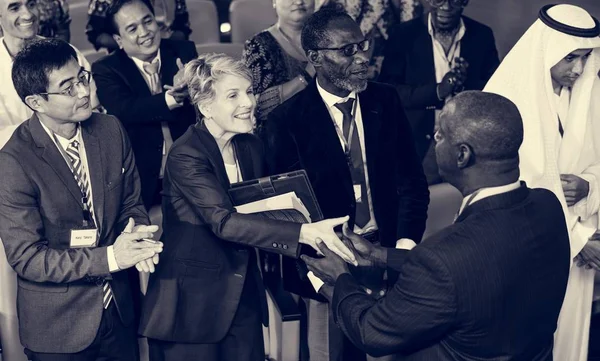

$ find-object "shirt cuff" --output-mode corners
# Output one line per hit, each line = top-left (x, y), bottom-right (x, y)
(307, 271), (325, 293)
(165, 92), (182, 110)
(107, 246), (120, 273)
(395, 238), (417, 250)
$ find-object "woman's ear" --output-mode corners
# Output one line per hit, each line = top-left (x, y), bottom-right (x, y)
(198, 102), (211, 119)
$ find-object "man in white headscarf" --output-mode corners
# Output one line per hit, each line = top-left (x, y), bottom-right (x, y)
(484, 4), (600, 361)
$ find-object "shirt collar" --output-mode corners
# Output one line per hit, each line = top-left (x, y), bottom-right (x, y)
(316, 77), (357, 109)
(130, 50), (162, 73)
(458, 180), (522, 215)
(427, 13), (466, 42)
(40, 119), (82, 149)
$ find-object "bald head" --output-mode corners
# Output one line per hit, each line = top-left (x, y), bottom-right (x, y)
(441, 91), (523, 163)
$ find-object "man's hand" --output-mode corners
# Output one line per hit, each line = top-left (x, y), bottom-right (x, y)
(299, 216), (357, 266)
(164, 58), (188, 103)
(560, 174), (590, 206)
(451, 57), (469, 91)
(576, 233), (600, 271)
(132, 223), (161, 273)
(437, 71), (458, 99)
(341, 223), (386, 268)
(319, 284), (334, 302)
(113, 218), (163, 270)
(301, 240), (350, 285)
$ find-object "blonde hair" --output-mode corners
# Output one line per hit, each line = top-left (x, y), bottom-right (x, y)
(184, 53), (253, 109)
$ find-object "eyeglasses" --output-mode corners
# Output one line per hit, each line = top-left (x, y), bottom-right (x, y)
(313, 39), (371, 57)
(40, 69), (92, 97)
(426, 0), (469, 9)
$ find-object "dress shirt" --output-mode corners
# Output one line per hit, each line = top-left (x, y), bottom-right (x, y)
(456, 181), (522, 218)
(316, 79), (377, 234)
(130, 50), (180, 110)
(428, 14), (466, 125)
(40, 121), (119, 272)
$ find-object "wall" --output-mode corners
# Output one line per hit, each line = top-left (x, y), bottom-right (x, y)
(463, 0), (600, 59)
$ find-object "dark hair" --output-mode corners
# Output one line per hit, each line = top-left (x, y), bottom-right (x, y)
(12, 38), (78, 103)
(446, 91), (523, 163)
(106, 0), (154, 35)
(301, 6), (354, 52)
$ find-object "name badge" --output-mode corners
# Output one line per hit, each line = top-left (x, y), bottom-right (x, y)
(70, 228), (98, 248)
(353, 184), (363, 203)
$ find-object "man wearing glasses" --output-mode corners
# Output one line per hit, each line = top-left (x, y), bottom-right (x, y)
(379, 0), (499, 185)
(0, 38), (163, 361)
(263, 8), (429, 361)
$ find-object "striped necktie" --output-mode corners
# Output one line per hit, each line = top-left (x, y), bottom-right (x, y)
(66, 139), (113, 309)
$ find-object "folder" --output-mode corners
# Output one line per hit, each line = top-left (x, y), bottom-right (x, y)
(228, 170), (326, 300)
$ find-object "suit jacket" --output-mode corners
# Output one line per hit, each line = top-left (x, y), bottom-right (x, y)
(332, 185), (570, 361)
(92, 39), (198, 209)
(139, 123), (302, 343)
(379, 16), (500, 160)
(263, 81), (429, 247)
(0, 113), (149, 353)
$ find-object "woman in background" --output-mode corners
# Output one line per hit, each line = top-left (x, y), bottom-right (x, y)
(242, 0), (315, 126)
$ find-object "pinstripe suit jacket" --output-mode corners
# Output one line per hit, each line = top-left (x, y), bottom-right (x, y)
(331, 185), (570, 360)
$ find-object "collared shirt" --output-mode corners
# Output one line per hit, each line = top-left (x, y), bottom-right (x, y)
(39, 120), (119, 272)
(316, 79), (377, 234)
(129, 50), (180, 109)
(456, 180), (522, 218)
(428, 14), (466, 125)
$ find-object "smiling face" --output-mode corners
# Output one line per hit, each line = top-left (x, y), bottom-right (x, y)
(0, 0), (39, 40)
(113, 0), (161, 62)
(200, 74), (256, 137)
(29, 59), (92, 124)
(429, 0), (465, 33)
(550, 48), (593, 90)
(313, 18), (370, 96)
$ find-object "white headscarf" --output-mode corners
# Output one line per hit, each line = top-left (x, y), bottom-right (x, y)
(484, 4), (600, 258)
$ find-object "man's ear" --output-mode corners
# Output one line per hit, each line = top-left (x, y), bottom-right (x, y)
(24, 95), (46, 113)
(456, 143), (473, 169)
(113, 34), (123, 49)
(307, 50), (321, 67)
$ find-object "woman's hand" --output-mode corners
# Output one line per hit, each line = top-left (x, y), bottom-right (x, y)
(299, 216), (358, 266)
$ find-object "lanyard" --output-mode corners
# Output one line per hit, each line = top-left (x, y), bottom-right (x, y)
(331, 97), (359, 163)
(51, 129), (95, 227)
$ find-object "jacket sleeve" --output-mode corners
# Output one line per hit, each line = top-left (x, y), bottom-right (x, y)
(392, 90), (429, 242)
(379, 26), (444, 111)
(166, 141), (302, 257)
(332, 247), (457, 357)
(0, 153), (110, 283)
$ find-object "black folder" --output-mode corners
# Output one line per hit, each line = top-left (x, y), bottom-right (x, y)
(228, 170), (326, 300)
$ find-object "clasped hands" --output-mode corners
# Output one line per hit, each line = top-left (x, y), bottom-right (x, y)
(113, 218), (163, 273)
(164, 58), (189, 104)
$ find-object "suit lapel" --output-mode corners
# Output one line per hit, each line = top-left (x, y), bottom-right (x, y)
(292, 83), (353, 197)
(115, 50), (152, 96)
(81, 122), (105, 234)
(357, 86), (382, 192)
(233, 136), (255, 181)
(194, 123), (230, 187)
(160, 41), (178, 87)
(417, 17), (437, 85)
(30, 116), (84, 210)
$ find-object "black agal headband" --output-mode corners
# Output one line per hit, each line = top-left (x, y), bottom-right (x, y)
(539, 4), (600, 38)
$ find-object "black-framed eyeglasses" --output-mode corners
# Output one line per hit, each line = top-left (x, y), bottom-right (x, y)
(39, 69), (92, 97)
(426, 0), (469, 9)
(313, 39), (371, 57)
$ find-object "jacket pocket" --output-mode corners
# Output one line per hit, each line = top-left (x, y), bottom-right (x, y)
(18, 279), (68, 293)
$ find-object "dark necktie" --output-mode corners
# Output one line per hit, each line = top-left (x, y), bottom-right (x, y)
(334, 99), (370, 228)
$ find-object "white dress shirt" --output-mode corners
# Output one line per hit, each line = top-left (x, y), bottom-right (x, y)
(316, 79), (378, 234)
(40, 121), (119, 272)
(456, 181), (522, 218)
(130, 50), (180, 109)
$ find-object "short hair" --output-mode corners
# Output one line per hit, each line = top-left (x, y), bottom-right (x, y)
(106, 0), (154, 35)
(184, 53), (252, 110)
(301, 6), (354, 52)
(12, 38), (78, 103)
(444, 91), (523, 162)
